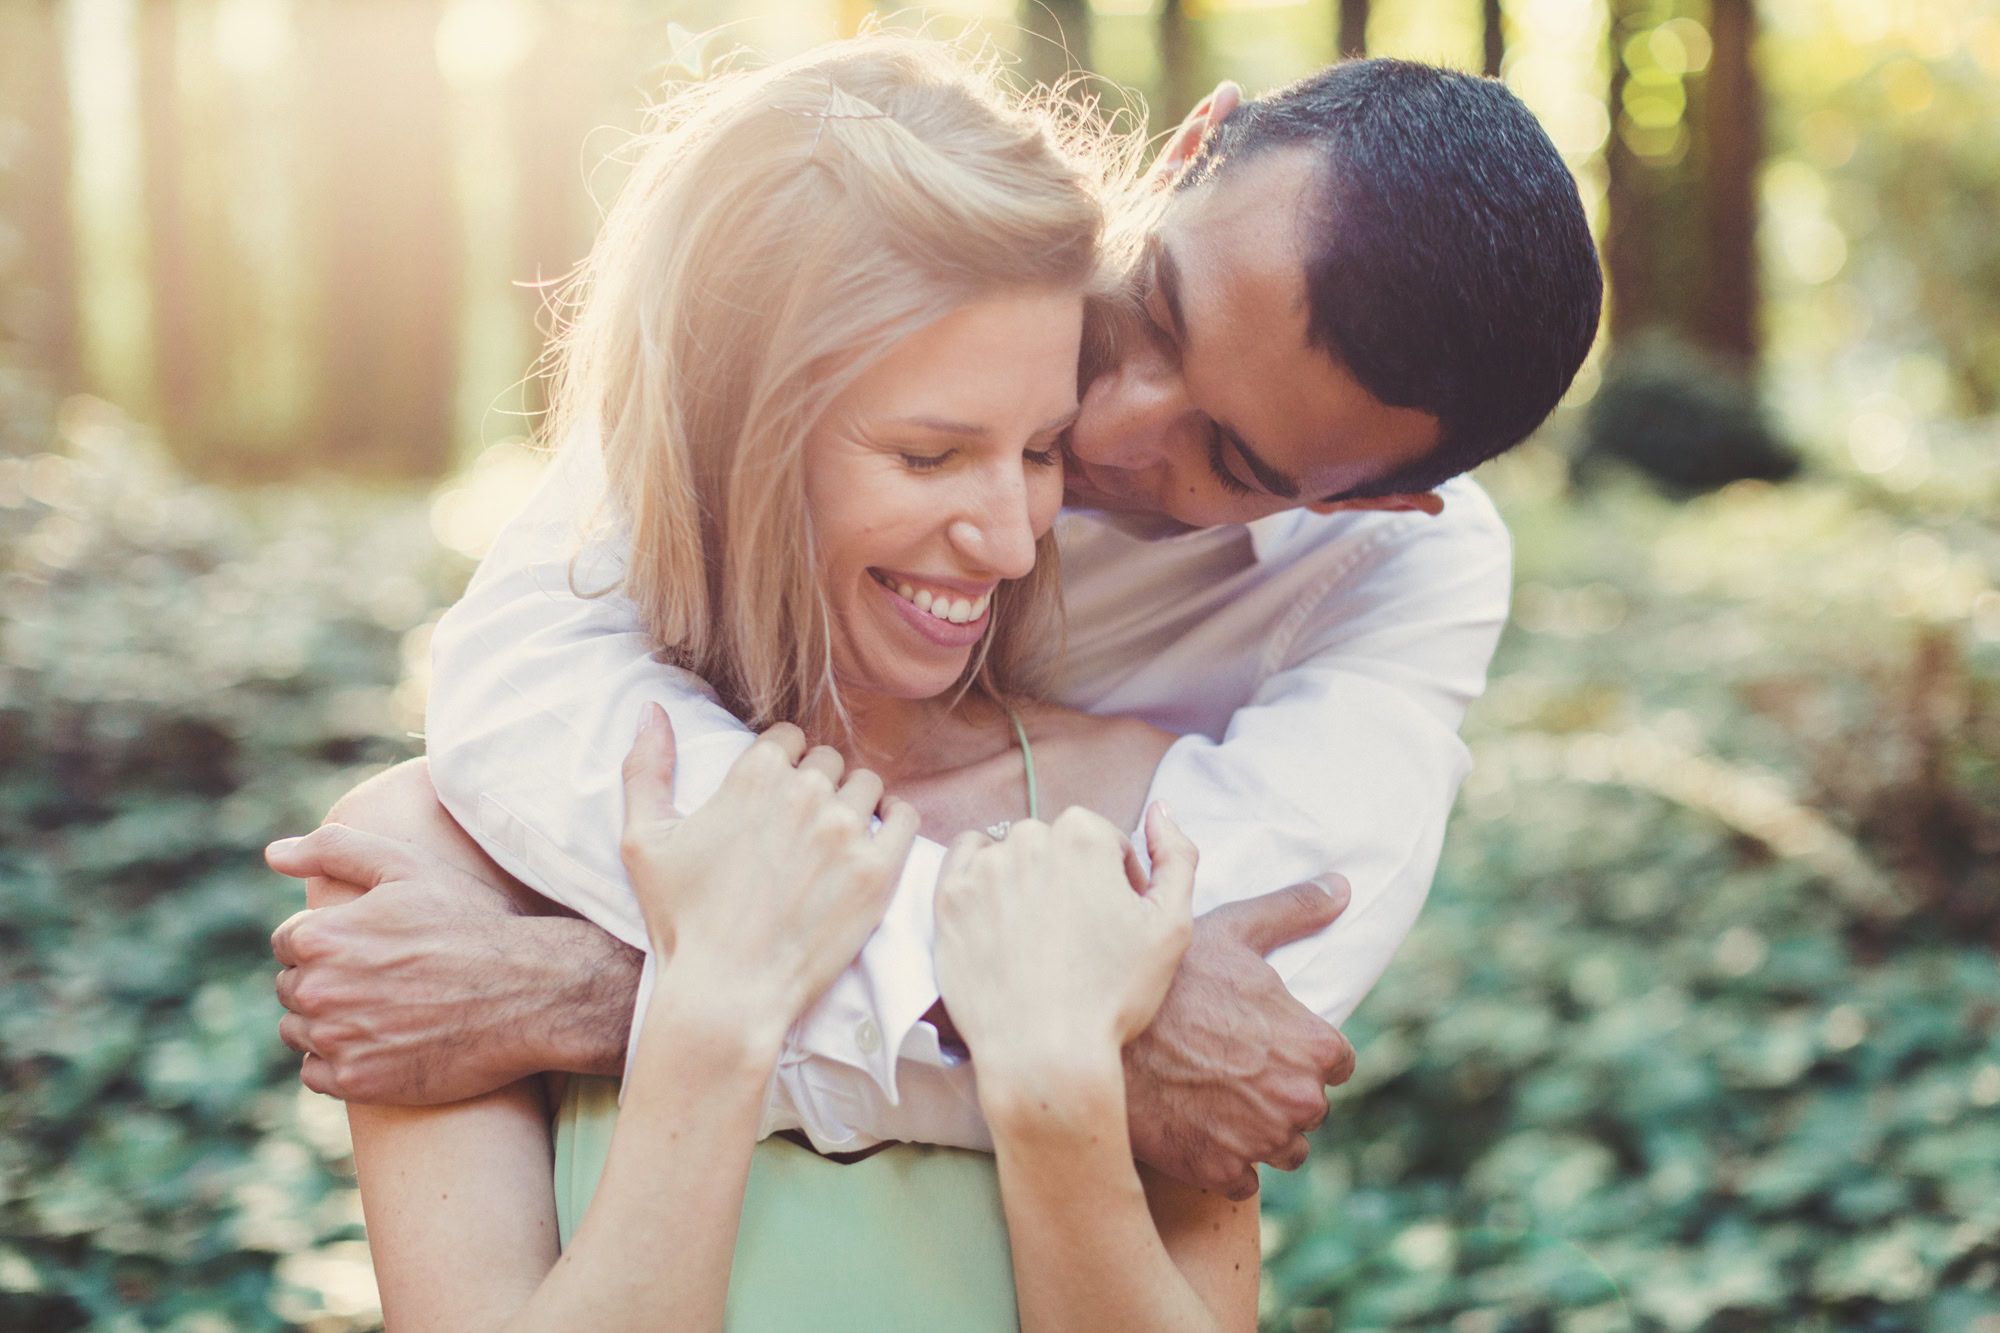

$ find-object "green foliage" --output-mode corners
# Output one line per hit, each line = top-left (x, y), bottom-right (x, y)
(1260, 441), (2000, 1332)
(6, 387), (1998, 1332)
(1, 395), (465, 1331)
(1578, 338), (1801, 496)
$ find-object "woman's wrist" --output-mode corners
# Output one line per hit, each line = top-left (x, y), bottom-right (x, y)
(644, 964), (792, 1078)
(975, 1038), (1128, 1145)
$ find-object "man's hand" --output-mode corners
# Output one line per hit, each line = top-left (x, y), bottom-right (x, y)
(1124, 876), (1357, 1200)
(266, 826), (641, 1103)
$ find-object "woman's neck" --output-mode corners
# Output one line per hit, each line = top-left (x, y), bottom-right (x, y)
(833, 687), (1010, 788)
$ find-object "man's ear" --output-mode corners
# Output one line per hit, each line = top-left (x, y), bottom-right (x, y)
(1306, 492), (1446, 517)
(1147, 80), (1242, 189)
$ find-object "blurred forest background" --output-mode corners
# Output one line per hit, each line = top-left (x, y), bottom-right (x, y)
(2, 0), (1997, 1329)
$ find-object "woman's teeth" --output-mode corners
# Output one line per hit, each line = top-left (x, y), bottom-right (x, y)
(888, 578), (989, 625)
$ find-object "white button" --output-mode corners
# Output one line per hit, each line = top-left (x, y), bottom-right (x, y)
(854, 1018), (881, 1055)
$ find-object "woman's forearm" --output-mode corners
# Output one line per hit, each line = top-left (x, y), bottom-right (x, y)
(980, 1045), (1256, 1333)
(505, 970), (780, 1333)
(352, 967), (780, 1333)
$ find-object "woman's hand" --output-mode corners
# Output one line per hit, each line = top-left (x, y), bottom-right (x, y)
(619, 703), (920, 1030)
(934, 803), (1198, 1080)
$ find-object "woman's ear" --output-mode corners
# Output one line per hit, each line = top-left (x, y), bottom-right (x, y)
(1146, 80), (1242, 189)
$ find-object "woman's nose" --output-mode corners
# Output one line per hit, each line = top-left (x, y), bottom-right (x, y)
(948, 471), (1039, 580)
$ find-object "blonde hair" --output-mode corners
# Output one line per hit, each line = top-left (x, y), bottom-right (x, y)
(548, 35), (1139, 736)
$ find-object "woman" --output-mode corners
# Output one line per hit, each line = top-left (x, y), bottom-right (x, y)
(290, 34), (1258, 1330)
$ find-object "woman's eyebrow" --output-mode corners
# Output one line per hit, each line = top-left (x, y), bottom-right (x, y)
(882, 406), (1080, 439)
(882, 415), (988, 437)
(1036, 407), (1082, 437)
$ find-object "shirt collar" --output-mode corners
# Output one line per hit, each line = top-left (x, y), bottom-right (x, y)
(1062, 506), (1309, 564)
(1245, 508), (1313, 562)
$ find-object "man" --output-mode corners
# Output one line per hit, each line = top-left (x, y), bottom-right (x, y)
(269, 58), (1601, 1200)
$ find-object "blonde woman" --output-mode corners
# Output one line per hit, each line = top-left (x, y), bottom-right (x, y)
(276, 36), (1260, 1331)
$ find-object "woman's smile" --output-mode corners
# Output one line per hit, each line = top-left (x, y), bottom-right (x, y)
(805, 288), (1081, 702)
(868, 568), (994, 649)
(869, 568), (995, 625)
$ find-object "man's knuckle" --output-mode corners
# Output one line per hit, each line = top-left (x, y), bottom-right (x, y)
(294, 974), (334, 1015)
(286, 919), (328, 963)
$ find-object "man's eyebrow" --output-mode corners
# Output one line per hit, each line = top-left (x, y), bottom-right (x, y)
(1222, 426), (1302, 499)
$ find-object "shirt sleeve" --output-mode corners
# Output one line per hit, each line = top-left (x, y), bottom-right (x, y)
(423, 444), (985, 1152)
(1144, 483), (1513, 1026)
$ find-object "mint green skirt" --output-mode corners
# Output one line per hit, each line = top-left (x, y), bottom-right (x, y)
(553, 1075), (1020, 1332)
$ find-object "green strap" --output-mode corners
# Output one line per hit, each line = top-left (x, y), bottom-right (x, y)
(1005, 705), (1039, 821)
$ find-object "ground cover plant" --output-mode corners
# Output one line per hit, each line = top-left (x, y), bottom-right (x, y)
(2, 388), (1997, 1331)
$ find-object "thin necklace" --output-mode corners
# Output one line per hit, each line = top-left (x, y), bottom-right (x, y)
(984, 705), (1040, 839)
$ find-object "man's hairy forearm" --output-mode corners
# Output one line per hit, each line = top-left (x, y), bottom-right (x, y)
(526, 916), (642, 1078)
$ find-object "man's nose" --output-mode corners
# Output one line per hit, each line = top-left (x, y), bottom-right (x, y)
(1072, 353), (1191, 472)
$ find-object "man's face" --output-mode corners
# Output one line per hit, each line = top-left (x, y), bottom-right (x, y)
(1065, 146), (1443, 528)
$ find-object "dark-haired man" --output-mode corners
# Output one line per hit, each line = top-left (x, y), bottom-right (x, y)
(268, 60), (1601, 1200)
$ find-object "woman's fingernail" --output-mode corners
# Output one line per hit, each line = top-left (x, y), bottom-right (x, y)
(266, 837), (301, 856)
(639, 702), (664, 733)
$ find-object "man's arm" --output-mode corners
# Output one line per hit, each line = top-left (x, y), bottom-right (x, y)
(267, 763), (639, 1103)
(1115, 478), (1513, 1193)
(287, 451), (1502, 1180)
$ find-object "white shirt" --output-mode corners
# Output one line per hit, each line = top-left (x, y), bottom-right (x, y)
(425, 442), (1511, 1151)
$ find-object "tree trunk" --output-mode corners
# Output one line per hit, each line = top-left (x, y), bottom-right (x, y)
(509, 9), (602, 434)
(1602, 0), (1654, 343)
(1339, 0), (1369, 58)
(1158, 0), (1198, 133)
(1482, 0), (1505, 76)
(0, 1), (80, 393)
(1701, 0), (1761, 367)
(300, 0), (457, 477)
(137, 0), (199, 446)
(1020, 0), (1092, 93)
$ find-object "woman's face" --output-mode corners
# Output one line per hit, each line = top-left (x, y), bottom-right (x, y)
(805, 287), (1083, 702)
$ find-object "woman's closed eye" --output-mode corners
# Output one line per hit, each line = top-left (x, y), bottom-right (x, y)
(898, 450), (954, 472)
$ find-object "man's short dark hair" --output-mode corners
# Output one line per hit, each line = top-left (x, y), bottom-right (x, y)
(1183, 59), (1603, 499)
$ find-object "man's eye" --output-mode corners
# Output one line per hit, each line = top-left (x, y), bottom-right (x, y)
(899, 452), (952, 471)
(1204, 428), (1256, 497)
